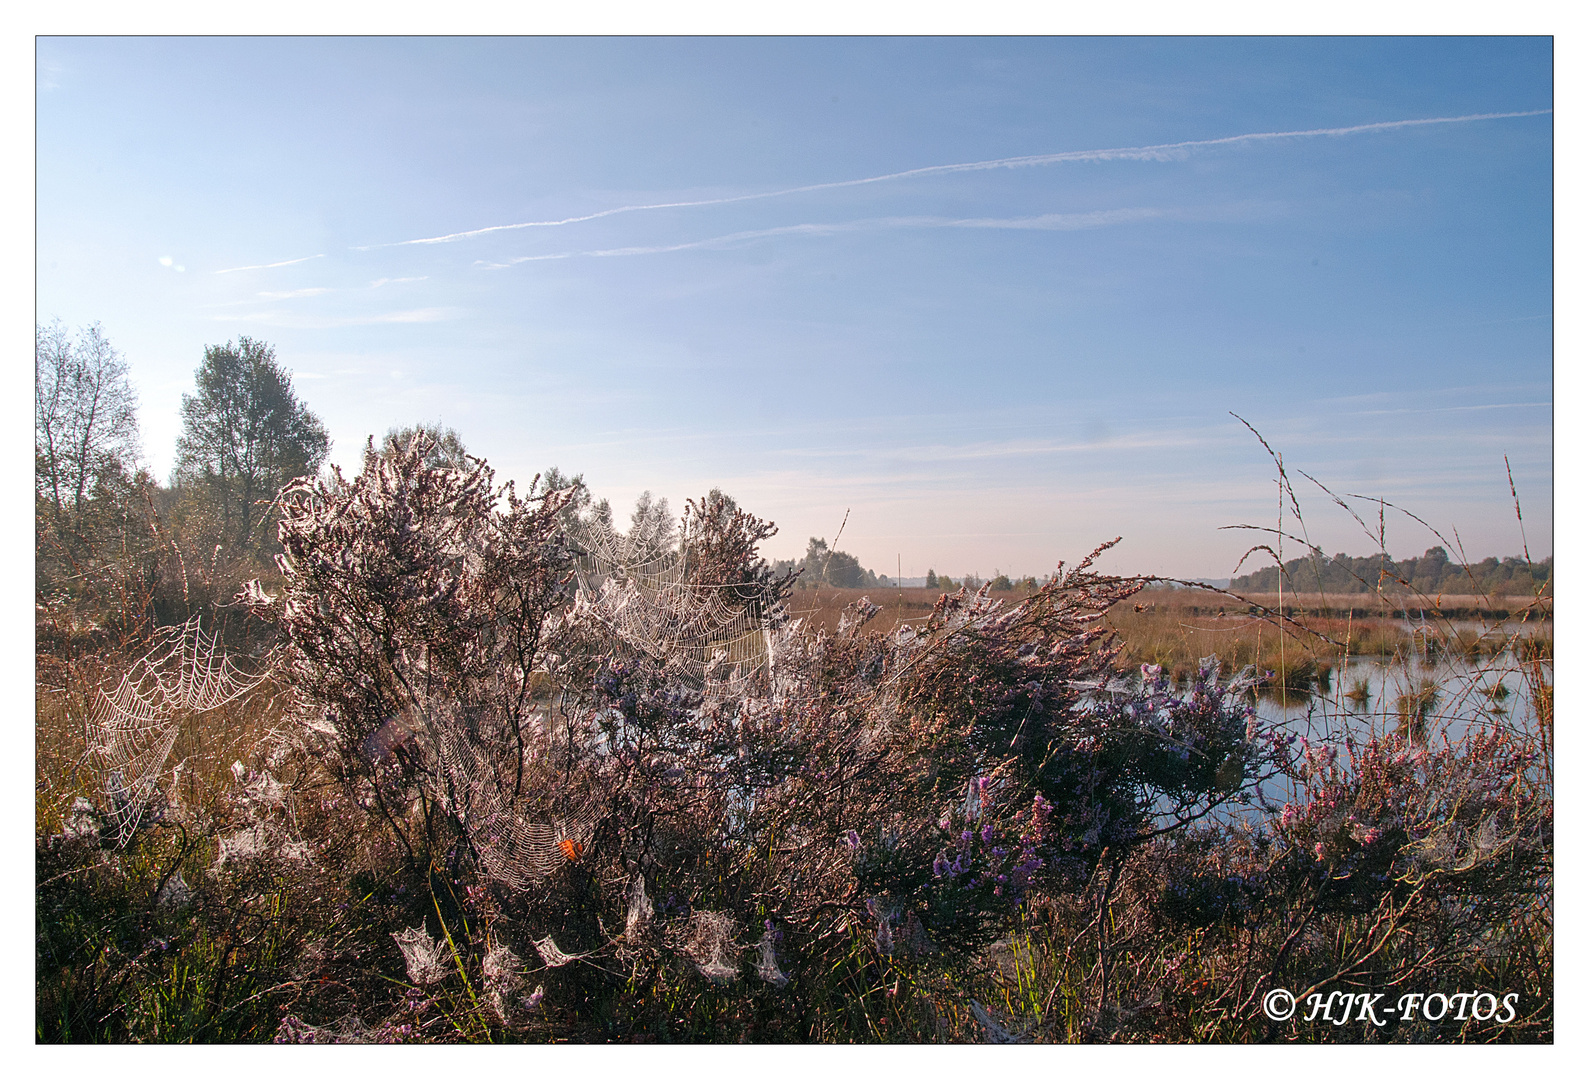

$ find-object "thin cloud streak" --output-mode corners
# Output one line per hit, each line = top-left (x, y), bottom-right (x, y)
(214, 253), (326, 274)
(386, 109), (1548, 247)
(477, 208), (1167, 267)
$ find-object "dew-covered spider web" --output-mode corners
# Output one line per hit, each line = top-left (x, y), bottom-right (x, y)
(84, 617), (269, 846)
(433, 713), (602, 889)
(754, 931), (790, 989)
(392, 925), (449, 986)
(532, 934), (594, 969)
(679, 910), (741, 984)
(572, 518), (781, 684)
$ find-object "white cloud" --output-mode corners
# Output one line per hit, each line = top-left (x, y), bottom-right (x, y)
(372, 308), (454, 324)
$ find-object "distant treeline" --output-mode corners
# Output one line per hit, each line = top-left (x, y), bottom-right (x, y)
(772, 538), (889, 589)
(771, 539), (1048, 593)
(1231, 546), (1551, 598)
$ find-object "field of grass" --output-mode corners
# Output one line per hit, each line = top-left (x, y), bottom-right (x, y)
(785, 584), (1000, 634)
(786, 584), (1551, 695)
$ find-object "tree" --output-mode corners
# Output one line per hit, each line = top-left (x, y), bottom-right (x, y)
(173, 337), (329, 550)
(628, 490), (677, 559)
(35, 320), (141, 521)
(35, 320), (158, 641)
(532, 465), (612, 538)
(798, 536), (877, 589)
(381, 424), (470, 470)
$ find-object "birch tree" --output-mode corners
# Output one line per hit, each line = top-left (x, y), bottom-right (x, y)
(35, 320), (141, 522)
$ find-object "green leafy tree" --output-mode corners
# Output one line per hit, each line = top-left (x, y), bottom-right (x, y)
(532, 465), (612, 539)
(1232, 545), (1551, 598)
(173, 337), (329, 551)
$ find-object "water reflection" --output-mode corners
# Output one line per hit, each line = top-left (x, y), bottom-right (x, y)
(1249, 648), (1550, 807)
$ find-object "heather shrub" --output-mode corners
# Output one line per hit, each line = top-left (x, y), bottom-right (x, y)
(222, 437), (1282, 1038)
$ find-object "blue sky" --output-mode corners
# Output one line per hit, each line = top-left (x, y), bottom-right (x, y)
(34, 36), (1553, 581)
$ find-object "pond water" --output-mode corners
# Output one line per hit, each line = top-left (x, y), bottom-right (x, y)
(1256, 649), (1548, 742)
(1247, 647), (1551, 808)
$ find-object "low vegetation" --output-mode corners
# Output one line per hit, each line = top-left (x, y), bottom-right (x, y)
(36, 327), (1551, 1043)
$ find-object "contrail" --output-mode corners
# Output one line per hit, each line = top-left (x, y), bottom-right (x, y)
(473, 208), (1169, 267)
(214, 253), (326, 274)
(386, 109), (1549, 247)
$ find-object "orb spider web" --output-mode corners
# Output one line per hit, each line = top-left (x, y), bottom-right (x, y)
(431, 710), (602, 890)
(84, 617), (269, 846)
(572, 517), (781, 685)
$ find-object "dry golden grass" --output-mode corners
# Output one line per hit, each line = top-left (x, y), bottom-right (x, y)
(1224, 590), (1550, 620)
(783, 584), (1040, 635)
(1109, 589), (1550, 684)
(781, 586), (1551, 696)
